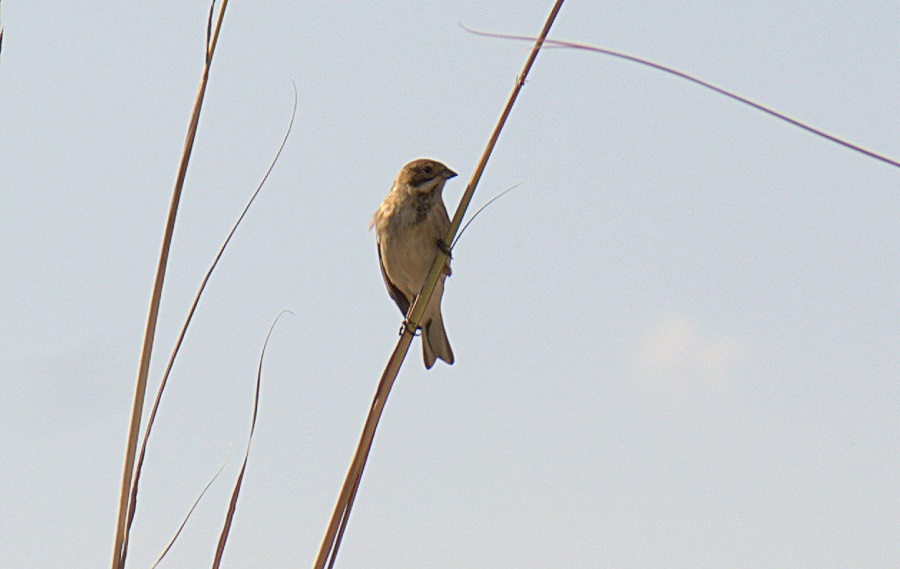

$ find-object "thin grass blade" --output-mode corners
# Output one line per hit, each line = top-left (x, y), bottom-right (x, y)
(150, 449), (232, 569)
(461, 26), (900, 169)
(211, 310), (294, 568)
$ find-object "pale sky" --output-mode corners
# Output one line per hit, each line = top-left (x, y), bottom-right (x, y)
(1, 2), (897, 568)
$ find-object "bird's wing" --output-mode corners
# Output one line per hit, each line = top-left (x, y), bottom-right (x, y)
(377, 242), (411, 316)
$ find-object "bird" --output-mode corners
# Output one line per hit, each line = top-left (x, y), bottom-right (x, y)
(372, 158), (457, 369)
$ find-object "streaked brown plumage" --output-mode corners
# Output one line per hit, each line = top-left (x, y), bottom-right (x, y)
(373, 159), (456, 369)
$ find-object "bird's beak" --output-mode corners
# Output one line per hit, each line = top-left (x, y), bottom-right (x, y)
(443, 168), (458, 179)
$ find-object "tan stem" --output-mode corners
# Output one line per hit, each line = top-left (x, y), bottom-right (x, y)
(311, 2), (565, 567)
(109, 3), (229, 568)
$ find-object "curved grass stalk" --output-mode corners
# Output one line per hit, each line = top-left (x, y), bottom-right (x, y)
(150, 449), (232, 569)
(462, 26), (900, 169)
(212, 311), (294, 568)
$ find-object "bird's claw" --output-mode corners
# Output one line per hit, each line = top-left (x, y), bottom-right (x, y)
(437, 239), (452, 259)
(399, 320), (421, 337)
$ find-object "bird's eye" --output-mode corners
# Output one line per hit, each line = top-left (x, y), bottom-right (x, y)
(423, 165), (433, 174)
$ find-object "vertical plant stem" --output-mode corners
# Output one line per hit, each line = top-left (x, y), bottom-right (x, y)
(311, 2), (564, 567)
(313, 334), (415, 569)
(110, 3), (229, 568)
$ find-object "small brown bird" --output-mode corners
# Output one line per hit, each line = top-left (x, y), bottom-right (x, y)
(373, 159), (457, 369)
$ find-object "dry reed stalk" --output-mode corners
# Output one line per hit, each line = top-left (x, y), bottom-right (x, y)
(312, 2), (566, 567)
(110, 2), (229, 568)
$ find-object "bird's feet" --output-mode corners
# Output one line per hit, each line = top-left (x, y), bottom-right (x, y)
(398, 320), (421, 337)
(436, 238), (452, 259)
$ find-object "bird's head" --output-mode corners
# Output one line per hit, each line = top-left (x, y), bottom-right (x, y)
(395, 158), (457, 194)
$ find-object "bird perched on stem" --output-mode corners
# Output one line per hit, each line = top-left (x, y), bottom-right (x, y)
(373, 159), (457, 369)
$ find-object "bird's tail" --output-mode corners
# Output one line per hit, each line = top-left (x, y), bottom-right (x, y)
(423, 311), (454, 369)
